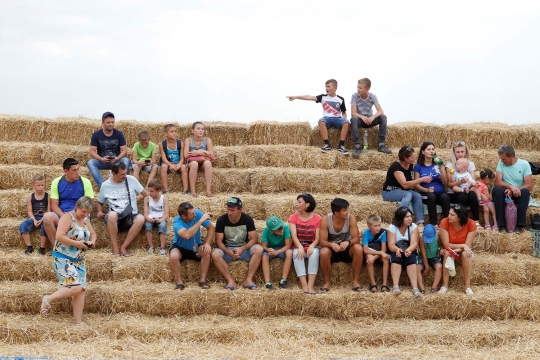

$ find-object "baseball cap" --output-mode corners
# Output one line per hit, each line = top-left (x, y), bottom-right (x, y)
(266, 216), (284, 231)
(226, 197), (242, 208)
(102, 111), (115, 120)
(422, 224), (437, 244)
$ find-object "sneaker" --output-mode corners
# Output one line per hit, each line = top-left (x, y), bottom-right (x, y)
(182, 190), (189, 195)
(25, 246), (34, 255)
(162, 190), (169, 194)
(378, 145), (392, 154)
(279, 280), (291, 289)
(337, 145), (349, 155)
(465, 288), (474, 295)
(352, 147), (361, 159)
(159, 248), (166, 256)
(265, 283), (275, 291)
(38, 247), (46, 255)
(320, 144), (331, 153)
(147, 247), (154, 255)
(438, 286), (448, 294)
(499, 226), (507, 234)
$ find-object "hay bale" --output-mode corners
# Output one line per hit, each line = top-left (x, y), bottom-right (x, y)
(248, 121), (311, 145)
(204, 121), (249, 146)
(212, 145), (239, 169)
(235, 145), (337, 170)
(310, 126), (355, 149)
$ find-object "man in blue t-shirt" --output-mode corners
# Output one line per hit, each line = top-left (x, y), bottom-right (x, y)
(96, 162), (148, 256)
(493, 144), (533, 233)
(42, 158), (94, 249)
(88, 111), (131, 187)
(169, 202), (214, 290)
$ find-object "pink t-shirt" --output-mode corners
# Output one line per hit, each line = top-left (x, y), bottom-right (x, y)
(288, 213), (322, 251)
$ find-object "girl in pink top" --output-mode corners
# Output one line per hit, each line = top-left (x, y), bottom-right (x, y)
(288, 193), (321, 295)
(477, 169), (498, 230)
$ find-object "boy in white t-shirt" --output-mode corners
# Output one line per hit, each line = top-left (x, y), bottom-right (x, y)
(287, 79), (350, 155)
(144, 179), (169, 255)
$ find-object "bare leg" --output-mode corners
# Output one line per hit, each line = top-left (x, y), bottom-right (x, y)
(406, 263), (418, 289)
(262, 255), (271, 283)
(319, 247), (332, 290)
(160, 164), (169, 191)
(366, 254), (379, 285)
(188, 161), (199, 195)
(180, 164), (188, 192)
(350, 244), (363, 288)
(482, 205), (490, 226)
(416, 265), (425, 290)
(133, 165), (141, 182)
(106, 212), (120, 255)
(198, 247), (211, 282)
(390, 263), (402, 288)
(72, 288), (86, 324)
(211, 249), (236, 288)
(21, 233), (32, 246)
(431, 263), (443, 289)
(159, 232), (166, 249)
(202, 160), (213, 195)
(488, 203), (498, 226)
(340, 122), (350, 141)
(461, 256), (473, 290)
(298, 275), (308, 292)
(382, 258), (389, 286)
(120, 214), (144, 254)
(44, 285), (85, 323)
(169, 248), (184, 285)
(245, 244), (263, 286)
(282, 249), (293, 280)
(307, 274), (317, 293)
(441, 253), (450, 288)
(39, 235), (48, 248)
(319, 123), (329, 142)
(146, 230), (154, 249)
(146, 165), (158, 187)
(42, 212), (59, 246)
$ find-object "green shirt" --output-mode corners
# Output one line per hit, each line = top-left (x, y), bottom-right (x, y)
(261, 224), (291, 249)
(496, 158), (532, 188)
(133, 141), (157, 161)
(422, 234), (440, 259)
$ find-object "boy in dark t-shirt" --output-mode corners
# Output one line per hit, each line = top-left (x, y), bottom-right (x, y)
(211, 197), (263, 291)
(87, 112), (131, 187)
(20, 174), (49, 255)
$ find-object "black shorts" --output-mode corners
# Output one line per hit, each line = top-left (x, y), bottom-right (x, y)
(331, 246), (354, 263)
(171, 244), (200, 262)
(389, 251), (417, 267)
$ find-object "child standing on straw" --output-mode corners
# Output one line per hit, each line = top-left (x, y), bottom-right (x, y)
(417, 224), (443, 293)
(477, 169), (498, 230)
(261, 216), (293, 290)
(20, 174), (49, 255)
(184, 121), (215, 197)
(159, 124), (188, 194)
(144, 179), (169, 256)
(132, 130), (159, 188)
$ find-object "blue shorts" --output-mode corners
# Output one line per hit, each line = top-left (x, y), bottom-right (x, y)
(389, 251), (417, 267)
(417, 256), (442, 269)
(144, 220), (168, 234)
(318, 116), (350, 129)
(132, 164), (155, 172)
(262, 250), (286, 261)
(218, 246), (256, 263)
(19, 216), (45, 236)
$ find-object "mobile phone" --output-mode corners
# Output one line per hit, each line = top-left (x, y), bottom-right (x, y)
(145, 159), (150, 163)
(83, 242), (92, 248)
(107, 156), (115, 160)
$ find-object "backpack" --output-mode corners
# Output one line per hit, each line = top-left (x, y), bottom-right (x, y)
(505, 195), (517, 233)
(529, 162), (540, 176)
(161, 139), (182, 163)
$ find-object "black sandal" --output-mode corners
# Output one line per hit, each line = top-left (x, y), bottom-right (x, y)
(369, 284), (378, 293)
(174, 283), (185, 290)
(380, 285), (391, 293)
(199, 281), (210, 289)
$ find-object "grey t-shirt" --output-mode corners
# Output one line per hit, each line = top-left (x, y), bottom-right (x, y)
(327, 213), (351, 243)
(351, 92), (379, 117)
(98, 175), (144, 214)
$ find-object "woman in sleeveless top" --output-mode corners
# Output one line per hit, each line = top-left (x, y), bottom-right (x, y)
(40, 196), (96, 326)
(184, 121), (215, 197)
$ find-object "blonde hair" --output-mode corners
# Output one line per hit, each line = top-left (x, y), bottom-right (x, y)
(366, 214), (381, 225)
(358, 78), (371, 89)
(75, 196), (93, 211)
(449, 141), (471, 165)
(325, 79), (337, 87)
(138, 130), (150, 141)
(147, 179), (163, 191)
(32, 174), (45, 183)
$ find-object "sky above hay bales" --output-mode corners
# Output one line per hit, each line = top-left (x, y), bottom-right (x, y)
(1, 0), (539, 126)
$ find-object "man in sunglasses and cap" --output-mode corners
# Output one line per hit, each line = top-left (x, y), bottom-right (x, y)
(42, 158), (94, 252)
(88, 111), (131, 188)
(212, 197), (263, 290)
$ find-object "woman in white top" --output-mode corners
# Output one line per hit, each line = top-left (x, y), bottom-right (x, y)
(445, 141), (482, 229)
(387, 206), (422, 297)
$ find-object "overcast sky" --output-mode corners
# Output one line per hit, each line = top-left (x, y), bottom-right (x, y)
(1, 0), (539, 126)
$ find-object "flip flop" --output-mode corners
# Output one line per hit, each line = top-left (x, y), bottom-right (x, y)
(243, 284), (261, 291)
(120, 252), (132, 257)
(380, 285), (391, 293)
(206, 193), (214, 197)
(368, 284), (378, 293)
(317, 287), (330, 294)
(74, 322), (90, 327)
(199, 281), (210, 289)
(41, 296), (51, 317)
(174, 283), (185, 290)
(224, 285), (235, 291)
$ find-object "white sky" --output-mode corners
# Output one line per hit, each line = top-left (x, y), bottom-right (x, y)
(1, 0), (539, 126)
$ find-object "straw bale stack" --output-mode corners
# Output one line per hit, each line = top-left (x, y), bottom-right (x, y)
(0, 164), (64, 190)
(248, 121), (311, 145)
(310, 126), (356, 149)
(203, 121), (249, 146)
(235, 145), (337, 170)
(0, 141), (88, 166)
(211, 145), (239, 168)
(0, 190), (27, 218)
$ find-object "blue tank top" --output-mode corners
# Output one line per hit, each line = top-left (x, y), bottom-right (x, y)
(190, 137), (207, 151)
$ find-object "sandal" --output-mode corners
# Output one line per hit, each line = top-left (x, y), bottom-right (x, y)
(492, 225), (499, 231)
(412, 288), (423, 297)
(439, 286), (448, 294)
(380, 285), (391, 293)
(199, 281), (210, 289)
(392, 286), (401, 296)
(41, 296), (51, 317)
(206, 193), (214, 197)
(352, 286), (366, 293)
(318, 287), (330, 294)
(430, 288), (438, 294)
(174, 283), (185, 290)
(369, 284), (378, 293)
(484, 224), (491, 230)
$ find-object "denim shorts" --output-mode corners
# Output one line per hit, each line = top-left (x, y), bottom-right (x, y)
(262, 250), (286, 261)
(417, 256), (442, 269)
(318, 116), (350, 129)
(218, 246), (255, 263)
(19, 216), (45, 236)
(132, 164), (154, 172)
(144, 220), (168, 234)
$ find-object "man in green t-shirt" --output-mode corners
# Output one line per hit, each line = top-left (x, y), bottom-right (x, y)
(261, 216), (292, 290)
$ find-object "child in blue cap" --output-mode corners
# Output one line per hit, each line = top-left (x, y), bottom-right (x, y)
(417, 224), (443, 293)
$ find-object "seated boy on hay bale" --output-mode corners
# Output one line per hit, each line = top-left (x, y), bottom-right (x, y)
(261, 216), (292, 290)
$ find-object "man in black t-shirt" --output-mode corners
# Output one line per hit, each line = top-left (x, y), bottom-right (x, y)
(211, 197), (263, 291)
(87, 111), (131, 187)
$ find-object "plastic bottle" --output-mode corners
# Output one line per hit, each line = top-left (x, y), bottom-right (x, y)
(362, 130), (369, 152)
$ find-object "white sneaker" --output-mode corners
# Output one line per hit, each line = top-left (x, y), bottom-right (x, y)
(147, 247), (154, 255)
(438, 286), (448, 294)
(465, 288), (474, 295)
(159, 248), (166, 256)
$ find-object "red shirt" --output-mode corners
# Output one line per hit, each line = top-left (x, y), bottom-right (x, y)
(288, 213), (322, 251)
(439, 218), (476, 244)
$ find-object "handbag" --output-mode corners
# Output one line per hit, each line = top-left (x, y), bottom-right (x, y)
(117, 179), (133, 232)
(504, 195), (517, 233)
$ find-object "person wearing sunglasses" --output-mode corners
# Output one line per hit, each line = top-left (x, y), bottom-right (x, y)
(382, 146), (433, 230)
(414, 141), (450, 228)
(445, 141), (482, 229)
